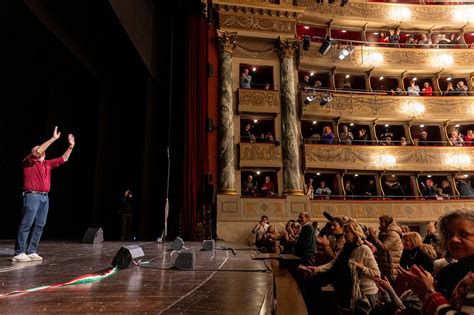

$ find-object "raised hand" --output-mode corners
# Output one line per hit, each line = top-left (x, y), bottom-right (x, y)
(53, 126), (61, 140)
(68, 134), (75, 147)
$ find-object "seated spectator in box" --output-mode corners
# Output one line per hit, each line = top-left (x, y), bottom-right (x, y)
(300, 75), (311, 90)
(242, 175), (257, 197)
(377, 32), (389, 46)
(390, 87), (404, 96)
(264, 83), (270, 90)
(240, 68), (252, 89)
(437, 34), (450, 49)
(456, 178), (474, 198)
(383, 179), (407, 198)
(455, 81), (468, 96)
(363, 179), (378, 198)
(261, 176), (276, 197)
(420, 178), (438, 199)
(241, 123), (253, 142)
(400, 137), (407, 146)
(314, 80), (323, 88)
(381, 136), (394, 146)
(344, 179), (355, 199)
(418, 131), (429, 146)
(450, 130), (464, 146)
(436, 179), (453, 199)
(448, 33), (461, 48)
(421, 81), (433, 96)
(407, 80), (420, 96)
(342, 80), (351, 90)
(308, 133), (321, 144)
(464, 130), (473, 146)
(418, 33), (432, 48)
(315, 181), (332, 199)
(321, 126), (335, 144)
(444, 81), (456, 96)
(339, 125), (353, 145)
(404, 34), (417, 48)
(356, 128), (368, 145)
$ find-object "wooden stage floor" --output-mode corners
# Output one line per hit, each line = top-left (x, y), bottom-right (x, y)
(0, 240), (273, 314)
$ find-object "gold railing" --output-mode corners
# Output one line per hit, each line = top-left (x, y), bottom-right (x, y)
(301, 44), (474, 72)
(304, 144), (474, 172)
(301, 91), (474, 120)
(239, 142), (283, 168)
(238, 89), (280, 114)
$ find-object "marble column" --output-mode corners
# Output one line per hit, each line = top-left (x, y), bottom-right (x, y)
(217, 31), (237, 195)
(277, 37), (304, 196)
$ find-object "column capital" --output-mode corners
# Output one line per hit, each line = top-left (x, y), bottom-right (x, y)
(277, 36), (300, 59)
(217, 31), (238, 55)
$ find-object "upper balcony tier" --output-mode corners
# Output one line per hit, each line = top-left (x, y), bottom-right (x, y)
(300, 44), (474, 73)
(301, 90), (474, 121)
(296, 0), (474, 30)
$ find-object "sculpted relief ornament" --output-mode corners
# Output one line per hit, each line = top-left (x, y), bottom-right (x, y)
(239, 89), (279, 109)
(277, 37), (300, 59)
(217, 30), (238, 55)
(241, 144), (282, 162)
(221, 14), (294, 33)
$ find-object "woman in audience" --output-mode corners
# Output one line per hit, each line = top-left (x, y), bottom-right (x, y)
(368, 215), (403, 282)
(421, 81), (433, 96)
(252, 215), (269, 248)
(407, 80), (420, 96)
(404, 34), (417, 48)
(321, 126), (335, 144)
(418, 33), (432, 48)
(464, 130), (473, 146)
(449, 130), (464, 147)
(356, 128), (369, 145)
(377, 32), (389, 46)
(308, 221), (381, 314)
(317, 216), (346, 260)
(400, 137), (407, 146)
(388, 28), (400, 47)
(455, 81), (468, 96)
(400, 232), (435, 273)
(397, 209), (474, 314)
(444, 81), (456, 96)
(339, 125), (353, 145)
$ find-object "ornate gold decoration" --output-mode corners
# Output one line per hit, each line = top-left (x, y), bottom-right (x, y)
(277, 37), (300, 59)
(242, 199), (286, 218)
(217, 30), (238, 55)
(302, 92), (474, 120)
(220, 14), (295, 34)
(234, 42), (278, 59)
(238, 89), (280, 113)
(218, 189), (239, 195)
(304, 144), (474, 172)
(240, 143), (283, 167)
(284, 189), (305, 196)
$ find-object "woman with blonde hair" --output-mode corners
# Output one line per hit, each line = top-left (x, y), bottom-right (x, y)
(400, 231), (435, 273)
(321, 125), (335, 144)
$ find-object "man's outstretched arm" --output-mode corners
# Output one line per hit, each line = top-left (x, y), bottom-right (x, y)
(34, 126), (61, 156)
(62, 134), (75, 162)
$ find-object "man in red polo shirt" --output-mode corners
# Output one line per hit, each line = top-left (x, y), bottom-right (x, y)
(13, 126), (75, 262)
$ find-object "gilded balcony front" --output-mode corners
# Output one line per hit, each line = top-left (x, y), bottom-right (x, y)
(301, 45), (474, 73)
(302, 92), (474, 121)
(238, 88), (281, 114)
(304, 144), (474, 172)
(239, 142), (283, 168)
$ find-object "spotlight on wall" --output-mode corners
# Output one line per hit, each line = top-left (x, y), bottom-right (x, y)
(252, 67), (257, 72)
(312, 121), (317, 125)
(455, 124), (460, 128)
(379, 76), (384, 80)
(345, 74), (350, 79)
(318, 35), (332, 56)
(303, 35), (311, 51)
(338, 45), (354, 60)
(447, 77), (452, 81)
(310, 72), (315, 76)
(304, 25), (310, 30)
(420, 124), (425, 128)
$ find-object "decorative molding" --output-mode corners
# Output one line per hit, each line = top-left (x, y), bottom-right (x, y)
(238, 89), (280, 113)
(242, 199), (286, 218)
(301, 44), (474, 72)
(277, 37), (300, 59)
(304, 144), (474, 172)
(239, 143), (283, 168)
(217, 30), (238, 55)
(302, 91), (474, 120)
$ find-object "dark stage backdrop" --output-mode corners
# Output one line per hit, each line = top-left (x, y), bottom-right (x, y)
(1, 0), (205, 241)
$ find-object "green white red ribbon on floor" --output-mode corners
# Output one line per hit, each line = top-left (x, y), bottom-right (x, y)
(0, 266), (117, 297)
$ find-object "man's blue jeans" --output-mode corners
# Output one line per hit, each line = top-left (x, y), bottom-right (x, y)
(15, 193), (49, 255)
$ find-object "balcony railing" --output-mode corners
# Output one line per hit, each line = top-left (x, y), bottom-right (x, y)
(239, 142), (283, 168)
(238, 88), (280, 114)
(301, 90), (474, 119)
(304, 144), (474, 172)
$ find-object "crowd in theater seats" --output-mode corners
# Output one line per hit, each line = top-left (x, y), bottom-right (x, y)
(251, 210), (474, 315)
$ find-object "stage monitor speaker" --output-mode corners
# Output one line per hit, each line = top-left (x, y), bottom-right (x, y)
(171, 249), (196, 270)
(202, 240), (215, 251)
(170, 237), (184, 251)
(82, 227), (103, 244)
(111, 245), (145, 269)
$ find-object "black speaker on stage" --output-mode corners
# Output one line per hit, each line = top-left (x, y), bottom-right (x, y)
(111, 245), (145, 269)
(170, 237), (185, 251)
(82, 227), (103, 244)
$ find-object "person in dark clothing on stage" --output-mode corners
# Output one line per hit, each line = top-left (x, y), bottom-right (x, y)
(13, 126), (75, 262)
(119, 190), (134, 241)
(295, 212), (316, 266)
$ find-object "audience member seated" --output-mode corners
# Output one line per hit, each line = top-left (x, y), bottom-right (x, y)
(316, 216), (346, 261)
(368, 215), (403, 281)
(242, 175), (257, 197)
(300, 75), (311, 90)
(404, 34), (417, 48)
(390, 87), (404, 96)
(356, 128), (369, 145)
(400, 232), (435, 273)
(261, 176), (276, 197)
(455, 80), (468, 96)
(342, 80), (351, 90)
(418, 131), (429, 146)
(407, 80), (420, 96)
(240, 68), (252, 89)
(383, 178), (407, 198)
(381, 136), (394, 146)
(363, 179), (378, 199)
(264, 83), (270, 90)
(448, 33), (461, 48)
(450, 130), (464, 146)
(418, 33), (432, 48)
(400, 137), (407, 146)
(252, 215), (269, 248)
(339, 125), (353, 145)
(280, 220), (298, 253)
(397, 209), (474, 315)
(315, 181), (332, 199)
(377, 32), (389, 46)
(436, 179), (452, 200)
(314, 80), (323, 88)
(421, 81), (433, 96)
(456, 178), (474, 198)
(464, 130), (473, 146)
(321, 126), (335, 144)
(307, 133), (321, 144)
(443, 81), (456, 96)
(344, 179), (355, 199)
(420, 178), (439, 199)
(437, 34), (450, 49)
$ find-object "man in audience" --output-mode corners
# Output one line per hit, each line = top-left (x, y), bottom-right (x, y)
(418, 131), (429, 146)
(436, 179), (452, 199)
(420, 178), (438, 199)
(455, 80), (468, 96)
(450, 130), (464, 146)
(241, 123), (253, 142)
(456, 178), (474, 198)
(240, 68), (252, 89)
(242, 175), (255, 197)
(261, 176), (275, 197)
(295, 212), (316, 266)
(300, 75), (311, 89)
(363, 179), (378, 198)
(315, 181), (331, 199)
(418, 33), (432, 48)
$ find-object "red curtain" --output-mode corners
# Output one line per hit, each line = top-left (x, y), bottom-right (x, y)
(182, 13), (208, 240)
